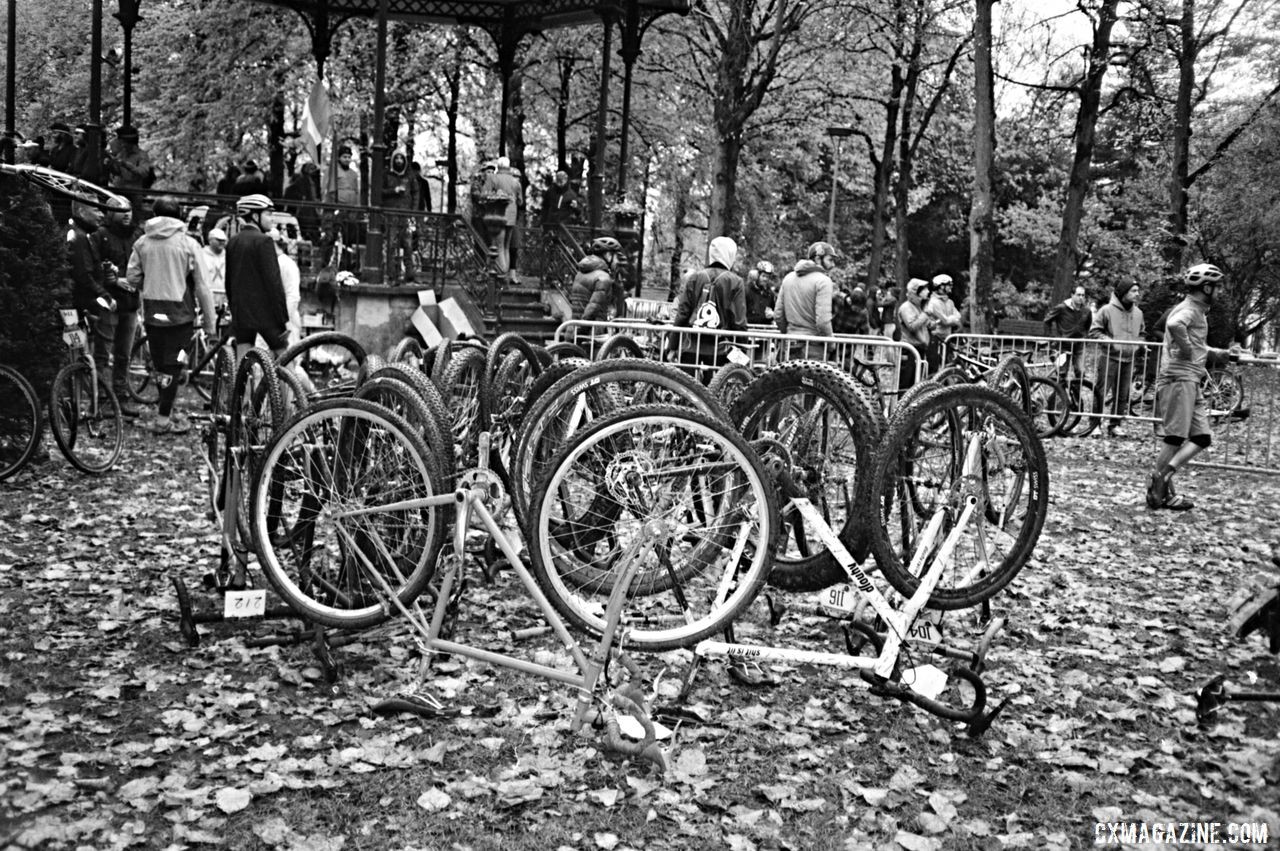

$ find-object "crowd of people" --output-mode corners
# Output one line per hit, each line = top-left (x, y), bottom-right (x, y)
(3, 122), (156, 193)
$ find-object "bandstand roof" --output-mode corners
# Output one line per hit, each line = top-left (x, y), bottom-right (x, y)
(261, 0), (689, 32)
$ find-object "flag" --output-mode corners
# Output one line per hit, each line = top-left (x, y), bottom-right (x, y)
(301, 78), (331, 166)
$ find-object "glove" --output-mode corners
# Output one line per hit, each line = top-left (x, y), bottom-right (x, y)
(96, 295), (117, 313)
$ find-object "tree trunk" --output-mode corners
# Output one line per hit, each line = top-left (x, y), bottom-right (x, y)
(969, 0), (996, 333)
(445, 36), (462, 215)
(508, 66), (527, 180)
(669, 183), (689, 300)
(556, 55), (574, 171)
(268, 92), (286, 196)
(1165, 0), (1195, 270)
(865, 64), (904, 291)
(893, 59), (920, 290)
(1051, 0), (1120, 303)
(708, 133), (742, 239)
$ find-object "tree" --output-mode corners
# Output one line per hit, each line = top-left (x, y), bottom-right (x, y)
(969, 0), (996, 332)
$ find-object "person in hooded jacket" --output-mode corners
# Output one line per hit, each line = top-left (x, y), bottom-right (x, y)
(1090, 280), (1146, 436)
(745, 261), (776, 325)
(672, 236), (746, 365)
(383, 150), (420, 283)
(125, 196), (215, 434)
(897, 278), (935, 386)
(775, 241), (836, 359)
(91, 197), (142, 416)
(569, 237), (621, 321)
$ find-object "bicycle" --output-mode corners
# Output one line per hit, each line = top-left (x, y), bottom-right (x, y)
(0, 365), (43, 481)
(48, 308), (124, 474)
(126, 304), (232, 405)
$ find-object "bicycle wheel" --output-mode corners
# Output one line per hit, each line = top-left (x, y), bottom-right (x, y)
(251, 398), (446, 629)
(203, 345), (236, 516)
(388, 336), (424, 368)
(1060, 378), (1097, 437)
(277, 331), (366, 399)
(545, 341), (589, 361)
(440, 346), (486, 459)
(48, 362), (123, 474)
(0, 365), (42, 481)
(1027, 376), (1069, 439)
(1205, 368), (1243, 415)
(596, 333), (644, 360)
(707, 363), (754, 410)
(352, 378), (451, 486)
(482, 332), (541, 429)
(988, 355), (1031, 414)
(870, 384), (1048, 610)
(529, 404), (778, 651)
(10, 165), (127, 209)
(367, 363), (454, 478)
(487, 348), (544, 481)
(125, 332), (158, 405)
(230, 348), (285, 545)
(188, 335), (216, 402)
(730, 361), (882, 592)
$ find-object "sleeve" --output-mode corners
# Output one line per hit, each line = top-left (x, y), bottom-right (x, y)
(727, 276), (747, 331)
(1165, 308), (1193, 359)
(944, 298), (962, 327)
(68, 231), (107, 304)
(261, 241), (288, 326)
(583, 275), (612, 320)
(815, 277), (834, 336)
(773, 286), (787, 334)
(672, 274), (696, 327)
(899, 301), (928, 332)
(1043, 303), (1063, 334)
(1089, 307), (1111, 340)
(188, 242), (216, 334)
(125, 244), (143, 291)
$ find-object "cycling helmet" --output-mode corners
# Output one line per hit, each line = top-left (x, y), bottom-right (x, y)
(756, 260), (775, 276)
(931, 273), (953, 287)
(105, 195), (131, 212)
(236, 194), (274, 214)
(590, 236), (622, 255)
(807, 241), (837, 262)
(1184, 263), (1223, 288)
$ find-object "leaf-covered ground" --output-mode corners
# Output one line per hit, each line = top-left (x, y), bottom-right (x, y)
(2, 411), (1279, 851)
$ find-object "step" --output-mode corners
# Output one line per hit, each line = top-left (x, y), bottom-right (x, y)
(484, 314), (562, 344)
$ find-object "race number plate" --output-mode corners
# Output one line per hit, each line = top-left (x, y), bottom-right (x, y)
(906, 609), (944, 648)
(62, 328), (87, 348)
(59, 309), (80, 326)
(223, 589), (267, 619)
(819, 583), (857, 616)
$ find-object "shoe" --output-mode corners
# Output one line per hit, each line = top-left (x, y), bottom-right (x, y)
(118, 399), (141, 419)
(1146, 472), (1165, 509)
(1108, 425), (1123, 438)
(152, 416), (191, 435)
(1160, 493), (1195, 511)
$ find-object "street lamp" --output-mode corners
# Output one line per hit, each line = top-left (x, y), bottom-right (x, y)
(826, 126), (854, 244)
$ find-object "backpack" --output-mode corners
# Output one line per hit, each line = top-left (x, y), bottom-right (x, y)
(689, 271), (722, 329)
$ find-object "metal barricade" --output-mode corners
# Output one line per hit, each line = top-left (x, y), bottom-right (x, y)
(945, 332), (1165, 426)
(554, 320), (924, 405)
(623, 298), (674, 322)
(1197, 356), (1280, 475)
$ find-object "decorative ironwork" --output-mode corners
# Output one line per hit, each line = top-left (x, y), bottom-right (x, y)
(262, 0), (687, 29)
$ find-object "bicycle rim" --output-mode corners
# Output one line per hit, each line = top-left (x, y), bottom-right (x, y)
(0, 366), (42, 481)
(49, 363), (123, 474)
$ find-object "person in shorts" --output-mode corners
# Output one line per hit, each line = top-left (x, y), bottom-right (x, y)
(224, 194), (289, 358)
(1146, 263), (1240, 511)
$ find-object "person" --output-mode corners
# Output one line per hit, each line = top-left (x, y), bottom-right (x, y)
(833, 282), (871, 336)
(1090, 280), (1145, 437)
(1044, 282), (1092, 379)
(224, 194), (289, 359)
(125, 196), (216, 435)
(744, 261), (776, 325)
(1146, 264), (1240, 511)
(481, 155), (523, 281)
(107, 125), (155, 192)
(569, 237), (622, 321)
(411, 161), (432, 212)
(925, 273), (963, 371)
(326, 145), (360, 206)
(896, 278), (935, 386)
(270, 229), (303, 346)
(774, 242), (837, 354)
(202, 228), (229, 307)
(234, 159), (268, 196)
(877, 286), (899, 339)
(540, 170), (579, 226)
(66, 199), (119, 397)
(672, 236), (747, 365)
(91, 196), (142, 417)
(382, 150), (420, 283)
(47, 123), (76, 173)
(282, 163), (321, 241)
(216, 164), (241, 196)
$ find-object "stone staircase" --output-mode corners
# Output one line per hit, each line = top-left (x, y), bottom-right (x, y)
(482, 277), (563, 344)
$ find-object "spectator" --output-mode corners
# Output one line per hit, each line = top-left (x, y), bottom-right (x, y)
(569, 236), (622, 321)
(235, 159), (268, 196)
(744, 261), (776, 325)
(877, 286), (899, 339)
(70, 125), (93, 177)
(382, 150), (419, 283)
(216, 164), (241, 196)
(326, 145), (360, 206)
(774, 241), (837, 353)
(1090, 279), (1145, 437)
(833, 283), (871, 336)
(481, 155), (523, 282)
(925, 273), (963, 371)
(411, 161), (432, 212)
(107, 125), (155, 191)
(202, 227), (228, 307)
(1044, 282), (1091, 379)
(18, 137), (44, 165)
(270, 229), (303, 346)
(224, 194), (288, 359)
(47, 123), (76, 173)
(125, 196), (215, 435)
(282, 162), (321, 242)
(91, 196), (142, 417)
(897, 278), (935, 386)
(672, 236), (746, 366)
(540, 170), (579, 226)
(1146, 263), (1240, 511)
(66, 199), (115, 388)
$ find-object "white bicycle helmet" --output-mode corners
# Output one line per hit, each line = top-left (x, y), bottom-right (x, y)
(236, 193), (274, 214)
(931, 273), (953, 287)
(1184, 263), (1223, 288)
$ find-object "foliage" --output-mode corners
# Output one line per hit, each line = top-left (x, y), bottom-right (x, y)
(0, 175), (70, 395)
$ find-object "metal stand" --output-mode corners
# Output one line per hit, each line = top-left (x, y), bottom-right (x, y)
(1196, 579), (1280, 724)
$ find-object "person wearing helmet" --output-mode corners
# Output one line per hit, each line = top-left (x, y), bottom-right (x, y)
(91, 196), (142, 416)
(672, 236), (747, 364)
(1089, 279), (1146, 437)
(925, 273), (963, 370)
(125, 196), (216, 434)
(775, 242), (837, 355)
(896, 278), (935, 385)
(225, 194), (289, 358)
(570, 237), (623, 321)
(745, 260), (776, 324)
(1145, 263), (1240, 511)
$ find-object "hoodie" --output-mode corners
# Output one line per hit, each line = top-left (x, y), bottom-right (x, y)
(1090, 292), (1145, 361)
(673, 237), (746, 332)
(569, 254), (615, 321)
(125, 216), (213, 330)
(774, 259), (833, 337)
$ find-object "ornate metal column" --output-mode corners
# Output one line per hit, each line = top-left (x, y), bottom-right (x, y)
(588, 11), (615, 230)
(491, 15), (523, 158)
(114, 0), (142, 126)
(363, 0), (389, 284)
(86, 0), (106, 182)
(5, 0), (14, 164)
(615, 0), (642, 199)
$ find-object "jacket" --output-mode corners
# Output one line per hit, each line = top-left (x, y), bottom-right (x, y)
(897, 297), (931, 347)
(111, 144), (154, 189)
(773, 260), (833, 337)
(91, 222), (140, 312)
(383, 166), (418, 210)
(224, 223), (287, 334)
(125, 216), (214, 331)
(67, 218), (108, 315)
(1043, 299), (1090, 339)
(674, 239), (746, 332)
(1160, 297), (1227, 381)
(1089, 294), (1145, 361)
(482, 168), (524, 226)
(569, 255), (614, 321)
(327, 165), (360, 206)
(925, 294), (963, 340)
